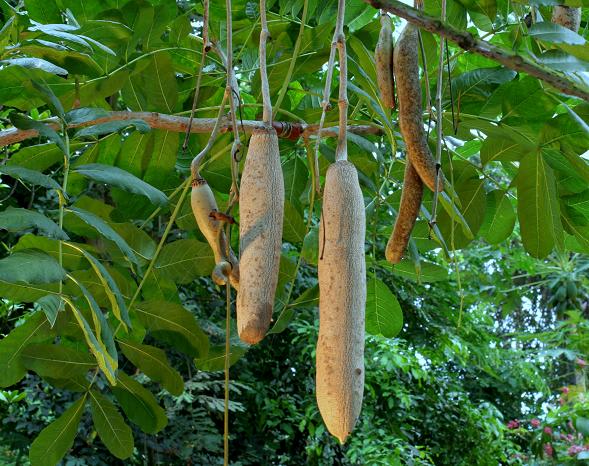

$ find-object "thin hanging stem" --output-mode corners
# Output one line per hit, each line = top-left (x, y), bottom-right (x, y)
(223, 224), (232, 466)
(313, 0), (347, 171)
(430, 0), (446, 226)
(190, 92), (229, 179)
(58, 126), (70, 296)
(183, 0), (212, 153)
(225, 0), (242, 203)
(224, 2), (237, 464)
(259, 0), (273, 124)
(334, 4), (348, 162)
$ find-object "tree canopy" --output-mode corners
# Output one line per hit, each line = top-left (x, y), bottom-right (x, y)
(1, 0), (589, 464)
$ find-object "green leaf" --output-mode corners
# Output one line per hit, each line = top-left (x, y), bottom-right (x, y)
(1, 57), (68, 76)
(73, 163), (168, 206)
(65, 107), (109, 125)
(6, 143), (66, 171)
(69, 245), (132, 329)
(0, 250), (66, 284)
(517, 152), (563, 258)
(283, 156), (309, 211)
(121, 52), (178, 113)
(155, 239), (215, 284)
(14, 234), (91, 270)
(89, 390), (134, 460)
(301, 226), (319, 266)
(380, 259), (450, 282)
(21, 344), (96, 378)
(0, 165), (62, 190)
(365, 277), (404, 338)
(10, 113), (66, 155)
(0, 313), (51, 387)
(30, 80), (65, 118)
(537, 49), (589, 72)
(134, 300), (209, 358)
(480, 135), (531, 164)
(529, 21), (586, 45)
(118, 339), (184, 396)
(282, 201), (306, 244)
(62, 294), (117, 385)
(112, 372), (167, 434)
(37, 295), (64, 327)
(480, 190), (516, 244)
(66, 207), (139, 266)
(564, 189), (589, 221)
(29, 396), (86, 466)
(0, 207), (69, 240)
(0, 280), (59, 303)
(576, 417), (589, 435)
(75, 119), (150, 138)
(194, 345), (248, 372)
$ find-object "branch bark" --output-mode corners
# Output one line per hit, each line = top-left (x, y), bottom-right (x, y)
(0, 112), (383, 148)
(366, 0), (589, 102)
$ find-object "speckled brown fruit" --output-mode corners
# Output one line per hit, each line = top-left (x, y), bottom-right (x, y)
(394, 24), (443, 193)
(237, 125), (284, 345)
(552, 5), (581, 32)
(316, 160), (366, 444)
(375, 14), (395, 109)
(386, 161), (424, 263)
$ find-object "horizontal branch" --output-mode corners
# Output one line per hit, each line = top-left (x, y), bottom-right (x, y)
(366, 0), (589, 102)
(0, 111), (383, 148)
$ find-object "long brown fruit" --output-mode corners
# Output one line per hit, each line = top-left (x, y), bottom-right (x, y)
(237, 125), (284, 344)
(394, 24), (443, 192)
(375, 14), (395, 109)
(316, 160), (366, 444)
(386, 161), (424, 263)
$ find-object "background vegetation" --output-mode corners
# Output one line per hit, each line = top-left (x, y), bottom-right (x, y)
(1, 0), (589, 464)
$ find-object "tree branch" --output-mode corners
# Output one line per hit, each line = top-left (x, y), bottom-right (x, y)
(366, 0), (589, 102)
(0, 112), (383, 148)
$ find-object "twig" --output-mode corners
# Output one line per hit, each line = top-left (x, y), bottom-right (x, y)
(190, 93), (229, 179)
(334, 0), (348, 162)
(223, 224), (232, 466)
(430, 0), (446, 225)
(0, 114), (383, 148)
(312, 37), (337, 189)
(365, 0), (589, 101)
(182, 0), (212, 153)
(312, 0), (347, 178)
(259, 0), (273, 124)
(223, 3), (236, 464)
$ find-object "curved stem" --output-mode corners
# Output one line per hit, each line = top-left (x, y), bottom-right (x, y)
(334, 0), (348, 162)
(183, 0), (211, 153)
(259, 0), (273, 124)
(430, 0), (446, 225)
(190, 93), (229, 179)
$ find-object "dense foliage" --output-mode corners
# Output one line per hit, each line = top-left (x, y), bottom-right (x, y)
(1, 0), (589, 464)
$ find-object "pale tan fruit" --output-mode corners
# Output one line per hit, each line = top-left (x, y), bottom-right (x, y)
(316, 160), (366, 444)
(212, 261), (232, 286)
(552, 5), (581, 32)
(386, 162), (424, 263)
(191, 178), (239, 289)
(394, 24), (443, 193)
(375, 14), (395, 109)
(237, 125), (284, 345)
